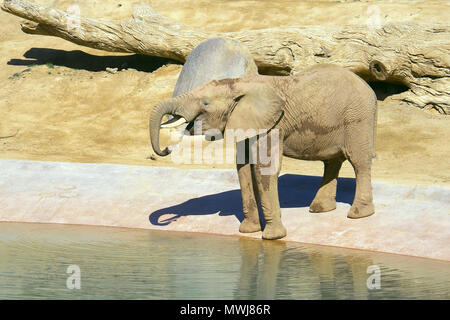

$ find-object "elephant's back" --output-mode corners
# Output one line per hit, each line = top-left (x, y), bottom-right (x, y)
(288, 64), (376, 121)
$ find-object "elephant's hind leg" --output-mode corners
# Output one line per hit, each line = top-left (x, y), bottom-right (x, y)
(309, 158), (344, 213)
(345, 124), (375, 219)
(347, 159), (375, 219)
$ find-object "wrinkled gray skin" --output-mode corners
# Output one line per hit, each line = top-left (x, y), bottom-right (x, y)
(150, 64), (378, 240)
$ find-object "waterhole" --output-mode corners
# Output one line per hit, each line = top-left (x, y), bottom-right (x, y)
(0, 222), (448, 299)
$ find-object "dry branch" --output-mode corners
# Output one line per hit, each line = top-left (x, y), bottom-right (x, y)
(2, 0), (449, 114)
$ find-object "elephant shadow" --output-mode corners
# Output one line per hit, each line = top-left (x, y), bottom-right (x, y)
(149, 173), (355, 226)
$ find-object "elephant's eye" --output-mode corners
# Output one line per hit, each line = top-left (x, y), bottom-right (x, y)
(202, 100), (210, 107)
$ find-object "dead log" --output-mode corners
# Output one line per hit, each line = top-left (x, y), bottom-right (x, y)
(2, 0), (449, 114)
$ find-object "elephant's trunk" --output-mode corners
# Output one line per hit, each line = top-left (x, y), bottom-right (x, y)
(149, 100), (179, 156)
(149, 94), (201, 156)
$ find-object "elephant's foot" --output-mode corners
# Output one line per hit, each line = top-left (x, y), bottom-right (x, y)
(347, 201), (375, 219)
(239, 218), (261, 233)
(262, 221), (287, 240)
(309, 198), (336, 213)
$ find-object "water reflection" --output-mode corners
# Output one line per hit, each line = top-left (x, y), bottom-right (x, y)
(234, 238), (376, 299)
(234, 238), (449, 299)
(0, 223), (448, 299)
(236, 239), (287, 299)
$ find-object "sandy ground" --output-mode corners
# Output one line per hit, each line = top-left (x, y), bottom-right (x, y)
(0, 0), (449, 186)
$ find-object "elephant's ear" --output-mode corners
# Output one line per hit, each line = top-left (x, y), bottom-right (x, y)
(226, 83), (285, 138)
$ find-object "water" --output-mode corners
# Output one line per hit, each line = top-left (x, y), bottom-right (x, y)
(0, 222), (448, 300)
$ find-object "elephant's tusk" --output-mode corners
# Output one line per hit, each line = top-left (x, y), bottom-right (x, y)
(161, 115), (187, 128)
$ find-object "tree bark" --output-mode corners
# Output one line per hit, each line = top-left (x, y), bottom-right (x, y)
(2, 0), (449, 114)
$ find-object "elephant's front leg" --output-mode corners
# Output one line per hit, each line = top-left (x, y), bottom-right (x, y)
(237, 162), (262, 233)
(252, 131), (286, 240)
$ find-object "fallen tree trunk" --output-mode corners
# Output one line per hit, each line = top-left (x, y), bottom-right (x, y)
(2, 0), (449, 114)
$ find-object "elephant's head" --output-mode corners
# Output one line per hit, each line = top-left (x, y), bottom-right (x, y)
(149, 78), (285, 156)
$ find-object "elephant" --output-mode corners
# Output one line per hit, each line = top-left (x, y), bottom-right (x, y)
(149, 64), (378, 240)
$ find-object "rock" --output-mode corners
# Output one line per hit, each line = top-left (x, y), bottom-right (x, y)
(4, 2), (448, 113)
(172, 37), (258, 97)
(106, 67), (118, 74)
